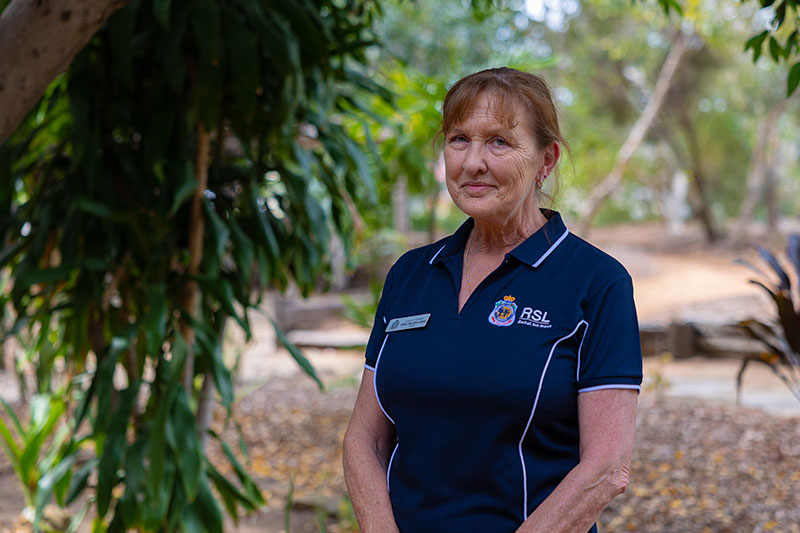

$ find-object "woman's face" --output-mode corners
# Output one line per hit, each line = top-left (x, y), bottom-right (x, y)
(443, 93), (556, 227)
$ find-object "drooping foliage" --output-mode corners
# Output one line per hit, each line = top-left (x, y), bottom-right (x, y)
(0, 0), (385, 529)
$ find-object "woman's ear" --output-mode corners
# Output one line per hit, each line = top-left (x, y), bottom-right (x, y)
(543, 142), (560, 175)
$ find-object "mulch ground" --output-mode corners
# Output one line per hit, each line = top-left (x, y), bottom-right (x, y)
(211, 374), (800, 532)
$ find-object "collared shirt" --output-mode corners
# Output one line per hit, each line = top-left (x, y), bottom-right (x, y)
(364, 210), (642, 533)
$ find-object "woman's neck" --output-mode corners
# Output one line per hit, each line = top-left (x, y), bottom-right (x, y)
(470, 208), (548, 254)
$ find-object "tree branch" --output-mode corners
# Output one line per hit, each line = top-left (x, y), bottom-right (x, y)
(180, 121), (210, 392)
(0, 0), (129, 143)
(578, 30), (692, 235)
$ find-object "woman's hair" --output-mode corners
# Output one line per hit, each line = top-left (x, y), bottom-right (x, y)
(440, 67), (569, 205)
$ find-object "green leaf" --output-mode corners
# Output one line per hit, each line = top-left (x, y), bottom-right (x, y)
(170, 162), (199, 215)
(270, 317), (323, 390)
(224, 8), (259, 117)
(229, 217), (254, 287)
(143, 284), (167, 356)
(185, 479), (223, 533)
(34, 452), (78, 531)
(166, 388), (203, 500)
(162, 15), (187, 93)
(120, 438), (147, 525)
(206, 462), (240, 521)
(107, 0), (139, 86)
(788, 62), (800, 97)
(145, 386), (177, 521)
(93, 340), (128, 435)
(0, 398), (24, 439)
(769, 36), (782, 61)
(20, 396), (65, 486)
(208, 430), (265, 506)
(66, 458), (97, 505)
(0, 240), (24, 269)
(74, 196), (116, 220)
(250, 188), (280, 259)
(188, 0), (220, 64)
(65, 501), (90, 533)
(153, 0), (171, 27)
(203, 198), (231, 259)
(745, 31), (769, 62)
(97, 385), (139, 518)
(0, 413), (21, 476)
(144, 103), (177, 166)
(201, 277), (251, 338)
(198, 332), (234, 408)
(189, 0), (222, 127)
(17, 265), (76, 288)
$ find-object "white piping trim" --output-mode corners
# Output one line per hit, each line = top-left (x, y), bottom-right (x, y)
(531, 227), (569, 267)
(429, 244), (447, 265)
(382, 315), (387, 324)
(575, 320), (588, 381)
(364, 363), (376, 371)
(372, 335), (395, 425)
(518, 319), (585, 521)
(386, 442), (399, 492)
(578, 384), (641, 393)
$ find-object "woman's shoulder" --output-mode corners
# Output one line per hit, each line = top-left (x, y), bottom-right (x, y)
(391, 236), (453, 273)
(562, 232), (632, 290)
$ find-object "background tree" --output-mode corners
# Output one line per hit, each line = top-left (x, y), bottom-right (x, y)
(0, 0), (387, 529)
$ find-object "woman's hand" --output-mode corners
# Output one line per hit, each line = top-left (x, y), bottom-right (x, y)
(515, 388), (638, 533)
(343, 369), (400, 533)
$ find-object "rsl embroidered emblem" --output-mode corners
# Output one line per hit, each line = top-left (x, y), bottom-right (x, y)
(488, 295), (517, 327)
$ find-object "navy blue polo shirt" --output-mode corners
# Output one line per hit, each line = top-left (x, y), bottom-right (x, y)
(364, 210), (642, 533)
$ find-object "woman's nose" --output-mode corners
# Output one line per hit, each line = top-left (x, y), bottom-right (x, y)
(462, 143), (488, 175)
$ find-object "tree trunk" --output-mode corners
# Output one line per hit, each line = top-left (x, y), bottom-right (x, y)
(180, 122), (210, 392)
(392, 175), (409, 234)
(0, 0), (129, 143)
(196, 316), (228, 450)
(765, 167), (778, 231)
(677, 107), (720, 242)
(733, 99), (787, 237)
(578, 30), (691, 235)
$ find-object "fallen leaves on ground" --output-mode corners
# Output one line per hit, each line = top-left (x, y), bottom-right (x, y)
(212, 375), (800, 532)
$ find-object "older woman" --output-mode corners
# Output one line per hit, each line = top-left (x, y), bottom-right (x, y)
(343, 67), (642, 533)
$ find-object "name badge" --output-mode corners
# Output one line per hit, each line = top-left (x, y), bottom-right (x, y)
(385, 313), (430, 332)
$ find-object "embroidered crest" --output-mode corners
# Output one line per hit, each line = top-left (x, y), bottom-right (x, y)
(488, 295), (517, 327)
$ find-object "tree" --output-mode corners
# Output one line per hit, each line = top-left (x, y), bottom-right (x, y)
(0, 0), (386, 529)
(648, 0), (800, 96)
(577, 29), (692, 234)
(0, 0), (129, 144)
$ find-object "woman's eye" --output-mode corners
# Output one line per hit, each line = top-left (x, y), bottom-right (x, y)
(449, 135), (468, 144)
(491, 137), (508, 147)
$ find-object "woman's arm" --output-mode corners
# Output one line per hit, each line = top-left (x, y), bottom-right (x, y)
(343, 369), (400, 533)
(516, 388), (638, 533)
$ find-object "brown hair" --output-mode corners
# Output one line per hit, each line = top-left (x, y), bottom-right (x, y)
(440, 67), (569, 205)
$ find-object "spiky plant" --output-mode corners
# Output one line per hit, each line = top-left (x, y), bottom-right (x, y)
(737, 235), (800, 402)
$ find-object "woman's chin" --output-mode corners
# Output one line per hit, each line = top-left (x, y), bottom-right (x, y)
(455, 201), (505, 223)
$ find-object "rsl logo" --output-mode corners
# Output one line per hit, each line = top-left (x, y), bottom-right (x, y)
(518, 306), (552, 328)
(488, 295), (518, 327)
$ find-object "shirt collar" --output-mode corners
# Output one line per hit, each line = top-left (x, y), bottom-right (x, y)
(430, 209), (569, 269)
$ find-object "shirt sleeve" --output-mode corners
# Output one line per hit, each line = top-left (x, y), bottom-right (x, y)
(364, 265), (396, 370)
(577, 273), (643, 393)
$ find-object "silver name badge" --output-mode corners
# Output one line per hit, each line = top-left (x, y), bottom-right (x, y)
(385, 313), (431, 332)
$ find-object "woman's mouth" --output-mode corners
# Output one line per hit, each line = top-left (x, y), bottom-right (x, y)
(463, 182), (493, 193)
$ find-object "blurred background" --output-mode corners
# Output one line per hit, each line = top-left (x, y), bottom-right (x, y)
(1, 0), (799, 531)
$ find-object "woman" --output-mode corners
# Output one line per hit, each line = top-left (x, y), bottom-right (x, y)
(343, 67), (642, 533)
